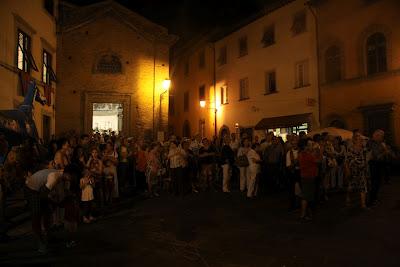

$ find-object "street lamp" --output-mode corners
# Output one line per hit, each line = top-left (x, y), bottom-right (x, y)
(199, 99), (218, 137)
(162, 79), (171, 91)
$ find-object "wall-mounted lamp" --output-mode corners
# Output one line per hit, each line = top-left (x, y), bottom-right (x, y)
(162, 79), (171, 90)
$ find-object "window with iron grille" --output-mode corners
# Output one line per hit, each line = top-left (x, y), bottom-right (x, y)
(199, 50), (205, 69)
(265, 71), (277, 93)
(184, 91), (189, 112)
(17, 29), (37, 72)
(262, 25), (275, 47)
(238, 36), (248, 57)
(366, 32), (387, 75)
(295, 60), (309, 88)
(239, 78), (249, 100)
(97, 55), (122, 73)
(291, 11), (306, 36)
(218, 46), (227, 66)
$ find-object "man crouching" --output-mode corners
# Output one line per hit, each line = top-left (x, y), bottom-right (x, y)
(25, 165), (65, 254)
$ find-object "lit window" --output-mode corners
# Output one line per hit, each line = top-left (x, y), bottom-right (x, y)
(291, 11), (306, 36)
(295, 60), (309, 88)
(366, 32), (387, 75)
(238, 36), (248, 57)
(17, 29), (37, 72)
(265, 71), (277, 93)
(239, 77), (249, 100)
(262, 25), (275, 47)
(221, 86), (228, 105)
(218, 46), (227, 66)
(42, 50), (55, 84)
(325, 45), (342, 83)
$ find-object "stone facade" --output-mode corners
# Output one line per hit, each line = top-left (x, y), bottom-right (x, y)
(56, 1), (177, 138)
(0, 0), (58, 142)
(169, 0), (319, 140)
(168, 36), (216, 138)
(315, 0), (400, 145)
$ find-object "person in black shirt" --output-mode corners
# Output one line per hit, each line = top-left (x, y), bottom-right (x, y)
(221, 135), (235, 193)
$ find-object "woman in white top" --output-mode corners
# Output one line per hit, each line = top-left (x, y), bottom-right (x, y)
(246, 144), (262, 198)
(237, 138), (251, 192)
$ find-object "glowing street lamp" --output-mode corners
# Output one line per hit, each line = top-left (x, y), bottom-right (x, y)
(162, 79), (171, 90)
(199, 100), (206, 108)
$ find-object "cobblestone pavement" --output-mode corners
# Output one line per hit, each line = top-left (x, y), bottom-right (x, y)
(1, 178), (400, 267)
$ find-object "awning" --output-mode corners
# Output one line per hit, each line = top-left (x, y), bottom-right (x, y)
(254, 113), (312, 130)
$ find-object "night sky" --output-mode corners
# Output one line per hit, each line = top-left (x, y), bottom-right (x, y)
(66, 0), (273, 41)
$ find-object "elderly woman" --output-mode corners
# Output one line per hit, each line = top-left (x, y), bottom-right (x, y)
(346, 133), (369, 209)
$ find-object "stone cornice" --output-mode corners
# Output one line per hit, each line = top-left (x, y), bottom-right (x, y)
(59, 0), (178, 45)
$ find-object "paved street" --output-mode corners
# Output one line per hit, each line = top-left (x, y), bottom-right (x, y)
(1, 179), (400, 267)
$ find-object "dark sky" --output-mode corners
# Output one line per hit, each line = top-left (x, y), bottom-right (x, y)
(66, 0), (272, 41)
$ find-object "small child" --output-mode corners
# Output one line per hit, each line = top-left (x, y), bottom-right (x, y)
(103, 159), (116, 205)
(80, 170), (95, 224)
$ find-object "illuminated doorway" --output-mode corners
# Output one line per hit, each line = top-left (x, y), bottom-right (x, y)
(92, 103), (123, 134)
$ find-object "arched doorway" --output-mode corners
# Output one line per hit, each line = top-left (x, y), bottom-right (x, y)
(329, 119), (347, 129)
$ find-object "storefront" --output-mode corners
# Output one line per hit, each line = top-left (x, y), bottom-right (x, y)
(254, 113), (312, 141)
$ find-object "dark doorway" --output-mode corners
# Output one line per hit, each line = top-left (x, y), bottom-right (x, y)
(361, 103), (393, 144)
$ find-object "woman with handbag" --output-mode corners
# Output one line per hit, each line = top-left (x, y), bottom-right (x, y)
(237, 138), (250, 192)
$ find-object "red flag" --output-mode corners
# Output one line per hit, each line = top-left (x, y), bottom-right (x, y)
(19, 71), (31, 96)
(44, 84), (52, 106)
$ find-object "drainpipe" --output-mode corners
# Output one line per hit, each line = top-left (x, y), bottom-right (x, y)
(153, 41), (156, 139)
(307, 2), (321, 128)
(213, 42), (217, 138)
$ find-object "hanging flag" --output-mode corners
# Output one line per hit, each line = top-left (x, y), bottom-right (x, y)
(19, 71), (31, 96)
(44, 84), (52, 105)
(35, 85), (47, 106)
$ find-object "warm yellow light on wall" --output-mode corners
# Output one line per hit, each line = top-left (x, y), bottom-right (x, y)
(200, 100), (206, 108)
(162, 79), (171, 90)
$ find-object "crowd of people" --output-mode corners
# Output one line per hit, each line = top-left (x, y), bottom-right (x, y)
(0, 127), (395, 253)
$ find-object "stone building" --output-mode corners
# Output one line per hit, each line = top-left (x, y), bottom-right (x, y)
(56, 1), (177, 138)
(314, 0), (400, 145)
(169, 0), (319, 140)
(0, 0), (58, 143)
(168, 34), (217, 138)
